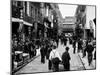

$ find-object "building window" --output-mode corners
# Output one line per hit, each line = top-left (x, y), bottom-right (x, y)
(31, 6), (33, 17)
(25, 2), (27, 15)
(35, 8), (37, 21)
(12, 1), (17, 6)
(17, 1), (22, 7)
(33, 7), (35, 19)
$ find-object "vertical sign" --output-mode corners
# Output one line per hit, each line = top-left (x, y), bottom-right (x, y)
(27, 2), (30, 16)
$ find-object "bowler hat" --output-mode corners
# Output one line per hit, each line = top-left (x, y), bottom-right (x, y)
(66, 47), (69, 51)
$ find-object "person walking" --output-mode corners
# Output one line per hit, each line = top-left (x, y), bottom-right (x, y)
(49, 46), (62, 72)
(40, 45), (45, 64)
(73, 40), (76, 54)
(82, 40), (87, 58)
(69, 38), (73, 45)
(27, 41), (32, 59)
(78, 39), (83, 53)
(85, 41), (94, 66)
(45, 44), (48, 60)
(64, 37), (67, 46)
(62, 47), (71, 71)
(47, 45), (53, 70)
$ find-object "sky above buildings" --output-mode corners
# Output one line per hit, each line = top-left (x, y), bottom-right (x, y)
(58, 4), (78, 18)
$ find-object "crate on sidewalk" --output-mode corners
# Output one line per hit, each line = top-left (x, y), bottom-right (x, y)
(22, 53), (30, 63)
(14, 51), (23, 67)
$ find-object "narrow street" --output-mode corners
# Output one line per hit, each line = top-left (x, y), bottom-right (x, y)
(15, 40), (90, 75)
(11, 1), (96, 75)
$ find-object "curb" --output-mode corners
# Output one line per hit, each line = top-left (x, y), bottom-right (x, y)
(77, 54), (86, 70)
(78, 53), (95, 70)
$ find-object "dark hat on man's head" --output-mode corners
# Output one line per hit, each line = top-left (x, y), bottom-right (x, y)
(65, 47), (69, 51)
(53, 45), (56, 49)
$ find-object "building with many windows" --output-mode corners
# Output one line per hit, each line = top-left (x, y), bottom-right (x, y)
(75, 5), (96, 40)
(75, 5), (86, 40)
(62, 16), (76, 33)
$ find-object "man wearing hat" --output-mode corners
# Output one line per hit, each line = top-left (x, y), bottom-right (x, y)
(62, 47), (71, 71)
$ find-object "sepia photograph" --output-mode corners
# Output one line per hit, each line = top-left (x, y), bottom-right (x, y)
(11, 0), (96, 75)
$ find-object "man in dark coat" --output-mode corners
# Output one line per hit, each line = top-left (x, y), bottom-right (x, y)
(73, 40), (76, 54)
(48, 45), (52, 70)
(45, 44), (49, 60)
(62, 47), (71, 71)
(78, 39), (83, 52)
(28, 41), (33, 58)
(85, 42), (94, 66)
(64, 37), (67, 46)
(40, 45), (45, 64)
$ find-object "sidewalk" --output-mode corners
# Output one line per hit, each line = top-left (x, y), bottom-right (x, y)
(67, 43), (86, 70)
(15, 52), (50, 75)
(78, 52), (96, 70)
(13, 48), (41, 74)
(15, 44), (65, 75)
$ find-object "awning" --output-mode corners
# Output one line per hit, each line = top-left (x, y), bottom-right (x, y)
(12, 18), (23, 22)
(23, 21), (32, 26)
(12, 18), (32, 26)
(63, 23), (75, 25)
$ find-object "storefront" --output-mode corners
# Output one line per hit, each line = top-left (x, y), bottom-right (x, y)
(11, 18), (24, 71)
(12, 17), (33, 72)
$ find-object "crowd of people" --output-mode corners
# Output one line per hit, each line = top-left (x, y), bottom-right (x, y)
(12, 35), (37, 60)
(12, 32), (96, 72)
(39, 37), (71, 71)
(38, 34), (70, 71)
(12, 34), (42, 70)
(39, 33), (96, 72)
(72, 38), (96, 66)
